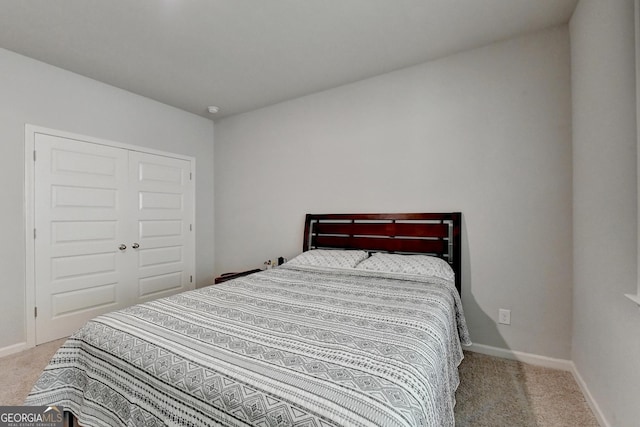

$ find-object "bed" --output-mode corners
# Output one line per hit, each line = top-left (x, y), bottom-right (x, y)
(26, 212), (470, 426)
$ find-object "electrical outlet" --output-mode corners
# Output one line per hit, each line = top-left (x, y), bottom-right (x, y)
(498, 309), (511, 325)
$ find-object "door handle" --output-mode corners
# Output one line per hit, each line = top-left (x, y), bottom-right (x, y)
(132, 243), (140, 249)
(119, 244), (127, 251)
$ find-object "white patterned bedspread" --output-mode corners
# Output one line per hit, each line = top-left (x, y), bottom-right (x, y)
(26, 263), (470, 427)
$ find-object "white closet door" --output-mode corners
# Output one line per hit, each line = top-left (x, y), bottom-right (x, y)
(34, 134), (130, 344)
(128, 151), (194, 302)
(34, 134), (195, 344)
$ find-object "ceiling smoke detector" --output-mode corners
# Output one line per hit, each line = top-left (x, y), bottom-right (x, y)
(207, 106), (220, 114)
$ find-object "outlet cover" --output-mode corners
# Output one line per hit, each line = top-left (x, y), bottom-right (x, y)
(498, 309), (511, 325)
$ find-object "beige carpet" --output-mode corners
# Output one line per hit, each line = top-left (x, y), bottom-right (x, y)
(1, 342), (599, 426)
(455, 351), (599, 427)
(0, 338), (66, 406)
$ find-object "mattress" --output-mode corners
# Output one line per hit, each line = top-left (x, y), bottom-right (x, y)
(26, 263), (470, 426)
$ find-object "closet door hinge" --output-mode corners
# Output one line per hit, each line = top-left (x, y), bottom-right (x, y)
(190, 224), (192, 231)
(190, 172), (192, 180)
(33, 150), (36, 161)
(190, 275), (193, 283)
(34, 228), (36, 239)
(34, 307), (37, 318)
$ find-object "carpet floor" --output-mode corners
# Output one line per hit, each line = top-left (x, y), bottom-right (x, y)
(0, 341), (599, 426)
(455, 351), (599, 426)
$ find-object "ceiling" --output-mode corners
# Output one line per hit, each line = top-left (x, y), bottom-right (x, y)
(0, 0), (578, 120)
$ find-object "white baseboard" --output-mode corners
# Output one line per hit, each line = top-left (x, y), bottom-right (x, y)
(570, 362), (610, 427)
(0, 341), (28, 358)
(466, 343), (608, 427)
(466, 343), (573, 371)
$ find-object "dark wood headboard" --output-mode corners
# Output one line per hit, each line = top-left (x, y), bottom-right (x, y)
(303, 213), (462, 294)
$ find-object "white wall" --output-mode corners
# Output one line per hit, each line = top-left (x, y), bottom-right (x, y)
(0, 48), (215, 350)
(570, 0), (640, 425)
(215, 27), (573, 359)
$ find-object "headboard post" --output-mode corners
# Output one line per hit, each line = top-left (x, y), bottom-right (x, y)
(303, 214), (313, 252)
(451, 212), (462, 294)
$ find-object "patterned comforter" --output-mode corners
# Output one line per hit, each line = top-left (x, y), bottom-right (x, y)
(26, 263), (470, 427)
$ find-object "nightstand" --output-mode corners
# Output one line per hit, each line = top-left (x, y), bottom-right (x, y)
(214, 269), (262, 284)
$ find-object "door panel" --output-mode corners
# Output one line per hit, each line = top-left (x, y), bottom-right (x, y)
(52, 186), (117, 210)
(51, 284), (117, 317)
(129, 151), (194, 303)
(139, 191), (183, 210)
(35, 134), (129, 344)
(139, 272), (184, 297)
(138, 246), (183, 268)
(52, 220), (117, 244)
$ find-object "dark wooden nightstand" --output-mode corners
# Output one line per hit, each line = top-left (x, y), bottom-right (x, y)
(214, 269), (261, 284)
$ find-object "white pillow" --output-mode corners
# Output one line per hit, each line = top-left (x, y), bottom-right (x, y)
(355, 253), (455, 281)
(287, 249), (369, 268)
